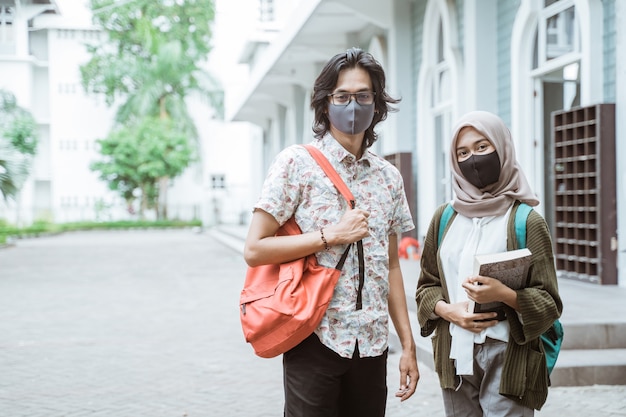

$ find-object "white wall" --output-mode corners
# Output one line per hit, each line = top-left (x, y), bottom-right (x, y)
(46, 28), (120, 222)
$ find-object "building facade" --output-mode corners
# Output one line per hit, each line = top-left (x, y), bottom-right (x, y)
(0, 0), (255, 227)
(226, 0), (625, 287)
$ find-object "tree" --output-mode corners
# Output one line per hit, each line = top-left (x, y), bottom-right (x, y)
(91, 117), (193, 218)
(81, 0), (222, 219)
(0, 90), (38, 201)
(0, 143), (30, 202)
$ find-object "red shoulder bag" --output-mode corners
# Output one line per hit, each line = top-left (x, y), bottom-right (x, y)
(239, 144), (355, 358)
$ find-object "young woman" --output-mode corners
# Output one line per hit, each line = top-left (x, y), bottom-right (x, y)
(415, 110), (562, 416)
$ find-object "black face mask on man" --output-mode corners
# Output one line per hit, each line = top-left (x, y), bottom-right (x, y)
(458, 151), (501, 189)
(327, 100), (375, 135)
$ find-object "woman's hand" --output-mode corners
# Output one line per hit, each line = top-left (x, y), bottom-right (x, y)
(434, 300), (498, 333)
(462, 275), (519, 311)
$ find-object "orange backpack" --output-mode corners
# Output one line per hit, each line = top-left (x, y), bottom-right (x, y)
(239, 145), (357, 358)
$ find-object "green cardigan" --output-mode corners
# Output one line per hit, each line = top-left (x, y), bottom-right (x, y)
(415, 202), (563, 410)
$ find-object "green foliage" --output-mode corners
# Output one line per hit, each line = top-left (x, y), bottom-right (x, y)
(59, 219), (202, 230)
(90, 117), (193, 215)
(80, 0), (222, 219)
(0, 218), (202, 245)
(0, 142), (29, 201)
(0, 219), (59, 244)
(91, 0), (214, 61)
(81, 0), (222, 115)
(0, 89), (38, 200)
(4, 111), (38, 155)
(93, 198), (112, 221)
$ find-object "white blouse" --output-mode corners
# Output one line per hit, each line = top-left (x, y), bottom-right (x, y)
(439, 204), (513, 375)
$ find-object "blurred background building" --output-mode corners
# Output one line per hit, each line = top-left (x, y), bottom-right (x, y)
(0, 0), (258, 228)
(0, 0), (623, 288)
(225, 0), (625, 287)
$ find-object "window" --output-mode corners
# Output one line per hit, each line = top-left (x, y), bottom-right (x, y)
(211, 174), (226, 189)
(537, 1), (579, 65)
(429, 20), (453, 204)
(546, 6), (575, 59)
(0, 6), (14, 43)
(258, 0), (274, 22)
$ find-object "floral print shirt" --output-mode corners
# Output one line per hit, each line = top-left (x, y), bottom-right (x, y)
(254, 135), (414, 358)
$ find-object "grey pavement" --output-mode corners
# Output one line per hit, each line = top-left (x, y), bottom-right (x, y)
(0, 229), (624, 416)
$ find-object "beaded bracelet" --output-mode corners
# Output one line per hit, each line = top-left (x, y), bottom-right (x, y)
(320, 228), (329, 251)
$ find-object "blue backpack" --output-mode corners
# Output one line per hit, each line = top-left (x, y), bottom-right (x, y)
(437, 203), (563, 375)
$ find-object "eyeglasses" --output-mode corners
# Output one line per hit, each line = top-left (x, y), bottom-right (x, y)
(327, 91), (376, 106)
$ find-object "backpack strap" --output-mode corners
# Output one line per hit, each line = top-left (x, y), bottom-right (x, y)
(437, 203), (456, 247)
(436, 200), (561, 375)
(303, 144), (355, 207)
(514, 202), (533, 249)
(302, 144), (365, 311)
(437, 202), (533, 249)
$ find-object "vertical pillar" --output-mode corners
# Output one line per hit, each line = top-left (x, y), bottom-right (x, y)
(615, 0), (626, 287)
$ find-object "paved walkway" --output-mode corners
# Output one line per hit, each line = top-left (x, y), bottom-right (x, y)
(0, 229), (624, 416)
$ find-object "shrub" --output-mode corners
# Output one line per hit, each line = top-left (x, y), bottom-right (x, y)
(0, 219), (202, 245)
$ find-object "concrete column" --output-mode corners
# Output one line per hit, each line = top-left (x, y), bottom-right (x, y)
(464, 0), (498, 113)
(615, 0), (626, 287)
(387, 0), (415, 154)
(13, 9), (29, 57)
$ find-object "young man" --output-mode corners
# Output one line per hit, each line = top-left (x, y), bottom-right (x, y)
(244, 48), (419, 417)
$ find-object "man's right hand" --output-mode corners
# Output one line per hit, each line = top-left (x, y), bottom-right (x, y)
(325, 208), (370, 245)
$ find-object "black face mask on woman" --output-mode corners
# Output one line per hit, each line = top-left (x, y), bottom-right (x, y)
(458, 151), (501, 189)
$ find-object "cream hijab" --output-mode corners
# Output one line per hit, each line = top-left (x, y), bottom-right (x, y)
(450, 111), (539, 218)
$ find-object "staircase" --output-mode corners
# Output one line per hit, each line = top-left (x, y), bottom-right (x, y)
(551, 321), (626, 386)
(397, 259), (626, 387)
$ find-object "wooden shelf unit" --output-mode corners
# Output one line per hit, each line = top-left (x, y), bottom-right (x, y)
(551, 104), (617, 285)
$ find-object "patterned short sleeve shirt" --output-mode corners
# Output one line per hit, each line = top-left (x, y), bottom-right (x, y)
(254, 136), (414, 358)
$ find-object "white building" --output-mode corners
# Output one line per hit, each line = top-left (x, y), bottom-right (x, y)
(225, 0), (626, 287)
(2, 0), (623, 287)
(0, 0), (257, 227)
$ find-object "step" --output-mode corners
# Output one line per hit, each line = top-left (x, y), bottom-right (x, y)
(551, 349), (626, 386)
(561, 322), (626, 350)
(407, 341), (626, 388)
(208, 227), (245, 253)
(399, 301), (626, 387)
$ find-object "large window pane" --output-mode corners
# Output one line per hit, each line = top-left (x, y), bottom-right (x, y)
(546, 6), (575, 60)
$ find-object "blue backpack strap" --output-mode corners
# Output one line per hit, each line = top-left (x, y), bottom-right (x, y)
(513, 202), (563, 376)
(438, 203), (455, 247)
(440, 202), (531, 248)
(514, 202), (533, 249)
(439, 202), (530, 247)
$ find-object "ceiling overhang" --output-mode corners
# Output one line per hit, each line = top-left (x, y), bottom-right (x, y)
(225, 0), (392, 124)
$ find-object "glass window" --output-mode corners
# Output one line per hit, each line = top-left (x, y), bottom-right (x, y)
(534, 1), (579, 66)
(562, 62), (580, 110)
(0, 6), (14, 43)
(211, 174), (226, 189)
(259, 0), (274, 23)
(434, 113), (452, 202)
(430, 17), (453, 203)
(546, 6), (575, 60)
(437, 21), (444, 64)
(544, 0), (560, 7)
(532, 31), (539, 70)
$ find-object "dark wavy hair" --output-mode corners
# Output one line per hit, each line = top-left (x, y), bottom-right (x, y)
(311, 47), (400, 151)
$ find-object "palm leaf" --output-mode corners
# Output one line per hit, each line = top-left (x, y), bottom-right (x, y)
(0, 141), (29, 201)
